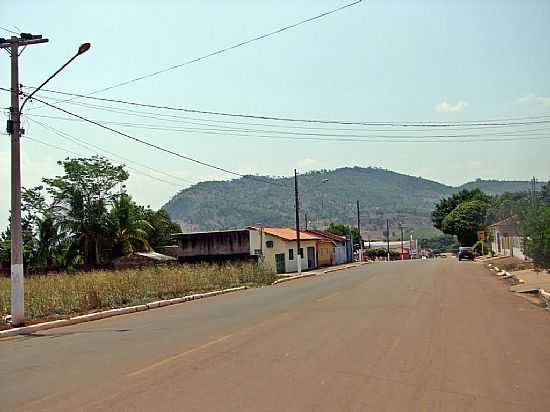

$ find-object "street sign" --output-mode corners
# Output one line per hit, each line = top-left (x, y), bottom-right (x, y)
(477, 231), (486, 241)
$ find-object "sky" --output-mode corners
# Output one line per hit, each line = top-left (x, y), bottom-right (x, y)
(1, 0), (550, 226)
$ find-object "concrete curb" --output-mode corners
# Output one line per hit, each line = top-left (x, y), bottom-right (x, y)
(0, 286), (247, 339)
(272, 263), (363, 285)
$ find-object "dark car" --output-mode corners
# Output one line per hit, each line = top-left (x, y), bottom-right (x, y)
(458, 247), (474, 261)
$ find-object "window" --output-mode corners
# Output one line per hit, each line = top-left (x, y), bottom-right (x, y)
(299, 248), (304, 258)
(266, 240), (274, 248)
(288, 248), (294, 260)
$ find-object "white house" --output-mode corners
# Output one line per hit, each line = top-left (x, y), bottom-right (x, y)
(488, 216), (527, 260)
(248, 227), (321, 274)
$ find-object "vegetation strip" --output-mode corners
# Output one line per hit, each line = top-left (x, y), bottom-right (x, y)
(0, 286), (247, 339)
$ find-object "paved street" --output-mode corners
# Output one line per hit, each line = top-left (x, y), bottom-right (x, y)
(1, 260), (550, 411)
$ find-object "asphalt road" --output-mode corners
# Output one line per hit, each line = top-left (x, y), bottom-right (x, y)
(1, 260), (549, 411)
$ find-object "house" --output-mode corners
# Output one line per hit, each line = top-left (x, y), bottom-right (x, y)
(488, 216), (526, 260)
(172, 229), (256, 263)
(304, 230), (351, 266)
(248, 227), (321, 274)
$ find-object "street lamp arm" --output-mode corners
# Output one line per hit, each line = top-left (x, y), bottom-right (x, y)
(20, 43), (90, 112)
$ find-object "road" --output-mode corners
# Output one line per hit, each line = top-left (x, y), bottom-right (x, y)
(1, 260), (549, 411)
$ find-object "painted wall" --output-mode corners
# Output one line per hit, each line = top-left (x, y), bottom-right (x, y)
(250, 230), (317, 273)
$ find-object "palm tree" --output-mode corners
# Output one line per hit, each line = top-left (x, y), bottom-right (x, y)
(109, 194), (152, 257)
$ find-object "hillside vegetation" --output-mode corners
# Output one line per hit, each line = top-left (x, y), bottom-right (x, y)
(163, 167), (543, 238)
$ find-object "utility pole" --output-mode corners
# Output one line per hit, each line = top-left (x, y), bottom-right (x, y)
(386, 219), (390, 262)
(294, 169), (302, 274)
(356, 200), (362, 262)
(400, 223), (404, 261)
(1, 34), (48, 326)
(531, 176), (537, 208)
(305, 213), (308, 231)
(1, 34), (89, 326)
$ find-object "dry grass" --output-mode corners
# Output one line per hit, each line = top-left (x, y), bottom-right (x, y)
(0, 263), (275, 324)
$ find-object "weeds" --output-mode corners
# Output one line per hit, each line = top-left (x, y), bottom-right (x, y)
(0, 263), (275, 323)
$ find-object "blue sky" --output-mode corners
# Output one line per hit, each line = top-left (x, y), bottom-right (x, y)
(1, 0), (550, 225)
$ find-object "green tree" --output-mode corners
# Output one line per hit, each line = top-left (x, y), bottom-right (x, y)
(143, 208), (181, 250)
(44, 156), (129, 264)
(109, 194), (152, 257)
(523, 205), (550, 269)
(432, 188), (491, 230)
(441, 200), (488, 246)
(326, 223), (361, 247)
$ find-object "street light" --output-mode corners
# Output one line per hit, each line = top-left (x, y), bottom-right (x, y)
(6, 37), (91, 326)
(21, 42), (91, 112)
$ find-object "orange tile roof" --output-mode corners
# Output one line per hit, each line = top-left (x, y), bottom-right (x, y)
(248, 227), (322, 241)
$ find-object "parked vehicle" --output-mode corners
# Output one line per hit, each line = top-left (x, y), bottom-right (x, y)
(458, 247), (475, 261)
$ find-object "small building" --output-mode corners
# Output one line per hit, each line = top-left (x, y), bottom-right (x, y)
(172, 229), (254, 263)
(113, 251), (176, 270)
(249, 227), (321, 274)
(304, 230), (350, 266)
(488, 216), (526, 260)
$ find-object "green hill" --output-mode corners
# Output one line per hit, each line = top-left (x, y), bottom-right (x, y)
(163, 167), (542, 238)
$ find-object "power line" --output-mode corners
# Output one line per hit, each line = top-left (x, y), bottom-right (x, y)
(26, 112), (550, 141)
(23, 135), (187, 189)
(26, 94), (290, 188)
(26, 116), (196, 186)
(31, 0), (362, 104)
(33, 96), (550, 132)
(18, 86), (550, 127)
(0, 26), (18, 35)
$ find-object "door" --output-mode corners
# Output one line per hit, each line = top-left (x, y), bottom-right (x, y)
(307, 246), (316, 269)
(275, 253), (286, 274)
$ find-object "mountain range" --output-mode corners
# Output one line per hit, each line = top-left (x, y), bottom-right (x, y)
(163, 167), (544, 240)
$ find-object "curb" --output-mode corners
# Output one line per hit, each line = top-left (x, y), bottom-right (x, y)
(0, 286), (247, 339)
(272, 263), (363, 285)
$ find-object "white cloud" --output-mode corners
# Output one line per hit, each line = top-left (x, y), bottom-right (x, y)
(515, 93), (550, 107)
(435, 100), (469, 113)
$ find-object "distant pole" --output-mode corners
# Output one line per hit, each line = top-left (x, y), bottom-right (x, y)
(356, 200), (362, 262)
(305, 213), (308, 231)
(386, 219), (390, 262)
(294, 169), (302, 274)
(400, 224), (404, 261)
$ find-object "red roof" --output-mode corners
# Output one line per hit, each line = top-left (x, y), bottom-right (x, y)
(248, 227), (322, 241)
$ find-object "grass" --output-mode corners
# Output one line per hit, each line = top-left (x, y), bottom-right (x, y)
(0, 263), (276, 326)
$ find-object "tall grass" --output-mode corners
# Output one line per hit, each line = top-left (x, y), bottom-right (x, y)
(0, 263), (275, 323)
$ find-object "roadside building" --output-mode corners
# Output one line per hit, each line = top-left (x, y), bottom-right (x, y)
(248, 227), (321, 274)
(488, 216), (526, 259)
(304, 229), (350, 266)
(172, 229), (255, 263)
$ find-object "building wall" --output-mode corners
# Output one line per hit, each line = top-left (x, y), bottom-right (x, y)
(176, 230), (250, 258)
(250, 231), (318, 273)
(318, 241), (335, 267)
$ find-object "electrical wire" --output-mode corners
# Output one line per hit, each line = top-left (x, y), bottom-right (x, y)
(26, 116), (196, 186)
(23, 135), (187, 189)
(0, 26), (18, 35)
(25, 94), (291, 188)
(26, 112), (550, 140)
(28, 0), (362, 106)
(19, 86), (550, 127)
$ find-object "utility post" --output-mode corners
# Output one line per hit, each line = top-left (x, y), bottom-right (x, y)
(386, 219), (390, 262)
(305, 213), (308, 231)
(1, 33), (49, 326)
(399, 223), (404, 261)
(1, 34), (89, 326)
(294, 169), (302, 274)
(356, 200), (362, 262)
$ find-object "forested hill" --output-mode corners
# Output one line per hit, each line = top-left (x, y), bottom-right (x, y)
(162, 167), (542, 235)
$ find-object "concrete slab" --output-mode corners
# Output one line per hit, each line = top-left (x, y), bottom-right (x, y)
(511, 281), (550, 293)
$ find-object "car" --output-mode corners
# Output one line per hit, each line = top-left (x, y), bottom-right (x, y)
(458, 247), (475, 261)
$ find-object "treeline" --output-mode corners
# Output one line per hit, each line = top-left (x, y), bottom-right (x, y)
(431, 184), (550, 269)
(0, 156), (180, 272)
